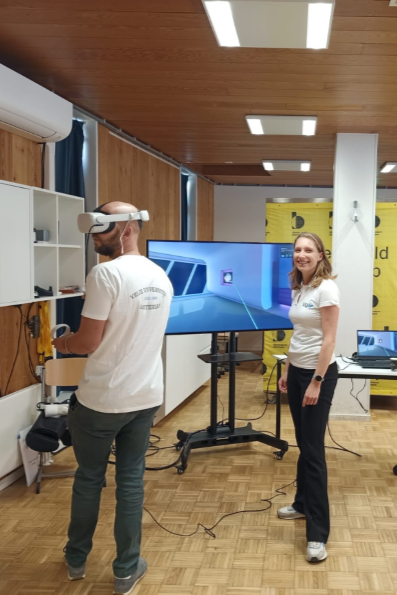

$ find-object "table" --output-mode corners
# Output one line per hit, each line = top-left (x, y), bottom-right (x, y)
(335, 356), (397, 381)
(273, 354), (397, 474)
(274, 354), (397, 388)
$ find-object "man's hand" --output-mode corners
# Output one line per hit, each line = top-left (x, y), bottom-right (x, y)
(52, 333), (73, 354)
(302, 381), (321, 407)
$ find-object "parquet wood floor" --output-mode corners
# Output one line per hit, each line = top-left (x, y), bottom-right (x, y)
(1, 362), (397, 595)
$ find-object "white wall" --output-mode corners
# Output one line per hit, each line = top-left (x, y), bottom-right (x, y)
(215, 186), (268, 242)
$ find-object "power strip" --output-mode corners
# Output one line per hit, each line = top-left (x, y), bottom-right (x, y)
(28, 314), (40, 339)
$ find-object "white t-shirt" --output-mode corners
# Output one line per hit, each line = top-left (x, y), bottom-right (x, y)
(288, 278), (340, 370)
(76, 255), (173, 413)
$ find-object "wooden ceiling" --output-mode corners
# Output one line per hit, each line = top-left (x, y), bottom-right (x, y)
(1, 0), (397, 187)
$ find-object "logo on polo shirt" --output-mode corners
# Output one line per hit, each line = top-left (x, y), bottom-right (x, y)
(303, 301), (315, 309)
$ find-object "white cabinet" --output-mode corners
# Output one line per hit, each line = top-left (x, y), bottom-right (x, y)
(154, 334), (211, 425)
(0, 182), (32, 305)
(0, 180), (85, 307)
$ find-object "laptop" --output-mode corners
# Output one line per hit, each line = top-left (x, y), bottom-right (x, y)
(356, 330), (397, 369)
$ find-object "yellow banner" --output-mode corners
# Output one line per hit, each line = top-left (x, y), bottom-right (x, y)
(371, 203), (397, 395)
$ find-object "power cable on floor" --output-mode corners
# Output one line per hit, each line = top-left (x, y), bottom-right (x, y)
(143, 479), (297, 539)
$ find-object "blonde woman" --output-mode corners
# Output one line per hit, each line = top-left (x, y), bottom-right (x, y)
(277, 232), (339, 563)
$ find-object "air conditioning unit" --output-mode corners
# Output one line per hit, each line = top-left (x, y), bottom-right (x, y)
(0, 64), (73, 142)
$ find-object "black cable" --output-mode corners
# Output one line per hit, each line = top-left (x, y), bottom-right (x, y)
(338, 355), (361, 371)
(235, 361), (277, 422)
(108, 429), (207, 471)
(349, 379), (369, 413)
(143, 479), (296, 539)
(217, 392), (225, 422)
(4, 306), (23, 395)
(144, 428), (207, 471)
(24, 303), (42, 383)
(326, 422), (362, 457)
(215, 361), (278, 427)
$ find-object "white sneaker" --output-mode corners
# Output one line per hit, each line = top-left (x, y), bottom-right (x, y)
(306, 542), (327, 563)
(277, 505), (305, 520)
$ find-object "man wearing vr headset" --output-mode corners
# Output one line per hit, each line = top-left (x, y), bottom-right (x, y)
(52, 201), (173, 594)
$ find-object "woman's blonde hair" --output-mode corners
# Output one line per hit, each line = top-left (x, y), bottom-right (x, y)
(289, 232), (336, 290)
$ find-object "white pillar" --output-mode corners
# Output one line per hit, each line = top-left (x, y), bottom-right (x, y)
(331, 134), (378, 420)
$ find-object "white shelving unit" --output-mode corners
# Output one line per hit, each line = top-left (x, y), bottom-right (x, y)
(0, 180), (85, 307)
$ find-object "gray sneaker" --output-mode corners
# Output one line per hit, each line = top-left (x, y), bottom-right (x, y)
(278, 505), (305, 520)
(307, 541), (327, 563)
(114, 558), (147, 594)
(65, 558), (86, 581)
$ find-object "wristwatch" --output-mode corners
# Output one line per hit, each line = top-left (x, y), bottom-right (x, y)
(312, 374), (325, 383)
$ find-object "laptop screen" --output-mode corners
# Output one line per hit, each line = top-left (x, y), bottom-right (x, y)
(357, 330), (397, 359)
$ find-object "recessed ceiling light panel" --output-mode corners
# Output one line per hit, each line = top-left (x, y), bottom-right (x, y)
(246, 115), (317, 136)
(203, 1), (335, 49)
(203, 1), (240, 47)
(246, 118), (264, 135)
(263, 160), (312, 172)
(380, 162), (397, 173)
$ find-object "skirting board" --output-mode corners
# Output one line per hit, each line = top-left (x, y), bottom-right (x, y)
(329, 413), (370, 421)
(0, 383), (41, 490)
(0, 466), (24, 492)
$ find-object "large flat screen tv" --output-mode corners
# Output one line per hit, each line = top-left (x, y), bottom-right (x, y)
(147, 240), (294, 335)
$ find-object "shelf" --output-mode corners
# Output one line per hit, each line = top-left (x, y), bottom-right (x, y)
(34, 292), (84, 301)
(33, 190), (58, 244)
(33, 243), (83, 248)
(198, 352), (263, 364)
(34, 245), (57, 296)
(58, 195), (84, 246)
(59, 246), (85, 291)
(0, 181), (86, 307)
(58, 244), (82, 249)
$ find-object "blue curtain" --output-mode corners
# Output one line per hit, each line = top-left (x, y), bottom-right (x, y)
(56, 119), (85, 198)
(55, 120), (86, 391)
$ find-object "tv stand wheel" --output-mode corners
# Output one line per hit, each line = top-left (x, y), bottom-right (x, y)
(274, 450), (286, 461)
(177, 466), (186, 475)
(267, 394), (276, 405)
(175, 441), (184, 451)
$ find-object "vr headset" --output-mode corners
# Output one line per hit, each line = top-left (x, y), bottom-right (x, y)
(77, 203), (150, 234)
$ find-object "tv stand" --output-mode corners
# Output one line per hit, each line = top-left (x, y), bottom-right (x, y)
(175, 332), (288, 474)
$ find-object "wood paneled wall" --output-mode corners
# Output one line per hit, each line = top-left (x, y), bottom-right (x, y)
(0, 129), (42, 187)
(196, 177), (214, 241)
(98, 125), (180, 253)
(0, 129), (42, 396)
